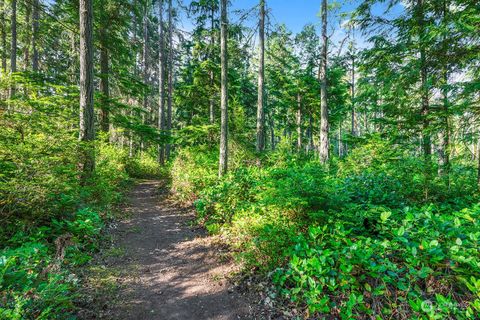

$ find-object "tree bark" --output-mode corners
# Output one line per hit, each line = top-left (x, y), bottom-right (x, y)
(10, 0), (17, 99)
(296, 92), (302, 151)
(209, 4), (215, 123)
(319, 0), (329, 164)
(417, 0), (431, 198)
(351, 52), (356, 136)
(141, 4), (149, 152)
(158, 0), (166, 165)
(32, 0), (39, 72)
(79, 0), (95, 183)
(256, 0), (265, 152)
(438, 71), (450, 181)
(166, 0), (173, 160)
(99, 26), (110, 134)
(478, 137), (480, 190)
(0, 0), (6, 75)
(129, 0), (139, 157)
(143, 6), (149, 116)
(419, 2), (430, 160)
(218, 0), (228, 177)
(438, 0), (450, 184)
(24, 1), (31, 71)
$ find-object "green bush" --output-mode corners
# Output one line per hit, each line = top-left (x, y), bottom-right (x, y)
(338, 136), (425, 205)
(125, 148), (167, 179)
(171, 146), (218, 202)
(171, 135), (480, 319)
(273, 205), (480, 318)
(171, 141), (255, 203)
(0, 208), (105, 319)
(0, 141), (140, 318)
(0, 242), (75, 320)
(195, 166), (261, 225)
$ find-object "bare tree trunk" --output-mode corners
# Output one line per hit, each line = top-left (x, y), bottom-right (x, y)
(143, 6), (149, 116)
(129, 0), (139, 157)
(417, 0), (431, 198)
(351, 52), (356, 136)
(158, 0), (166, 165)
(10, 0), (17, 99)
(209, 4), (215, 123)
(79, 0), (95, 183)
(0, 0), (6, 75)
(24, 1), (31, 71)
(438, 0), (450, 185)
(166, 0), (173, 161)
(99, 27), (110, 134)
(438, 73), (450, 178)
(296, 92), (302, 151)
(319, 0), (329, 164)
(419, 0), (430, 157)
(256, 0), (265, 152)
(477, 137), (480, 190)
(32, 0), (39, 72)
(141, 5), (149, 153)
(218, 0), (228, 177)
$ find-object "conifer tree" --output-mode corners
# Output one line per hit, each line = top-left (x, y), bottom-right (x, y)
(218, 0), (228, 176)
(79, 0), (95, 183)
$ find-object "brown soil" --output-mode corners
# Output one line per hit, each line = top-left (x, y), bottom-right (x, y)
(81, 180), (272, 320)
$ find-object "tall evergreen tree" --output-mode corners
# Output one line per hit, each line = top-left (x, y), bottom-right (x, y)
(0, 0), (6, 75)
(32, 0), (39, 72)
(10, 0), (17, 99)
(256, 0), (265, 152)
(99, 4), (110, 134)
(218, 0), (228, 176)
(166, 0), (174, 160)
(158, 0), (166, 165)
(319, 0), (329, 164)
(79, 0), (95, 183)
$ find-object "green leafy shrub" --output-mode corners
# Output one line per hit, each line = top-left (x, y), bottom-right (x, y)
(338, 136), (426, 205)
(0, 137), (136, 318)
(171, 136), (480, 319)
(274, 205), (480, 319)
(339, 136), (479, 206)
(0, 208), (106, 319)
(195, 167), (261, 225)
(171, 146), (218, 202)
(0, 242), (76, 320)
(125, 147), (167, 179)
(81, 143), (131, 209)
(258, 164), (347, 217)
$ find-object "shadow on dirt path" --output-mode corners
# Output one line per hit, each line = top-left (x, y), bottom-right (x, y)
(87, 180), (265, 320)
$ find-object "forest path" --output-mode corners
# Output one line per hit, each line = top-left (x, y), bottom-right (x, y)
(102, 180), (257, 320)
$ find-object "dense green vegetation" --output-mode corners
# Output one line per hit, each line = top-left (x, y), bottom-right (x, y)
(171, 136), (480, 318)
(1, 0), (479, 318)
(0, 78), (161, 317)
(0, 2), (163, 315)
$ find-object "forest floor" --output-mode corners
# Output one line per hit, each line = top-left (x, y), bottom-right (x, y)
(78, 180), (272, 320)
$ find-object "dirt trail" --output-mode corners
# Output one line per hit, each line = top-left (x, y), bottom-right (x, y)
(98, 181), (260, 320)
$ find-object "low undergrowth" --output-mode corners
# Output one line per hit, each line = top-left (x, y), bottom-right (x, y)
(0, 142), (162, 319)
(171, 137), (480, 319)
